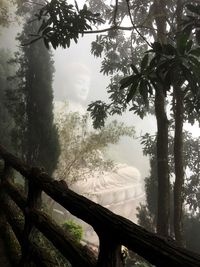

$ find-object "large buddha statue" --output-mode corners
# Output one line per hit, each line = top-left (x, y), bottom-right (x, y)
(54, 62), (91, 114)
(72, 163), (144, 214)
(71, 163), (144, 245)
(53, 62), (145, 244)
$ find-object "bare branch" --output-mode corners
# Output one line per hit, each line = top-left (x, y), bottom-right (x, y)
(82, 25), (133, 34)
(125, 0), (152, 47)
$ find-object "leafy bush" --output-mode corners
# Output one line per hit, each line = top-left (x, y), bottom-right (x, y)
(62, 220), (83, 243)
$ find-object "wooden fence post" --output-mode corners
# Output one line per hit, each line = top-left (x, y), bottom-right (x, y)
(0, 161), (13, 204)
(97, 234), (123, 267)
(0, 161), (21, 264)
(19, 167), (42, 267)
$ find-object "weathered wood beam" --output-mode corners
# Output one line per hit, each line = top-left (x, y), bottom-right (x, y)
(97, 235), (123, 267)
(29, 209), (97, 267)
(0, 144), (200, 267)
(3, 180), (96, 267)
(1, 195), (55, 267)
(28, 170), (200, 267)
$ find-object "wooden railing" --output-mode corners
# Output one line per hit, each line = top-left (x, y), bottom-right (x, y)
(0, 144), (200, 267)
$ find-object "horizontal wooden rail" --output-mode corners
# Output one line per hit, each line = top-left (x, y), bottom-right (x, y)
(0, 145), (98, 266)
(0, 195), (56, 267)
(26, 171), (200, 267)
(2, 180), (96, 267)
(0, 144), (200, 267)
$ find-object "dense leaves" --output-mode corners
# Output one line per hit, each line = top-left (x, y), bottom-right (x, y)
(0, 0), (10, 27)
(33, 0), (104, 49)
(31, 0), (200, 243)
(137, 131), (200, 253)
(0, 49), (15, 152)
(87, 100), (109, 129)
(6, 2), (60, 175)
(183, 4), (200, 41)
(120, 37), (200, 105)
(54, 104), (135, 183)
(62, 220), (83, 243)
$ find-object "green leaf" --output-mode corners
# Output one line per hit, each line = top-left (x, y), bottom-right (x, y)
(140, 54), (149, 71)
(51, 37), (57, 49)
(130, 64), (139, 75)
(66, 38), (71, 48)
(146, 81), (153, 95)
(139, 79), (148, 104)
(126, 79), (139, 103)
(83, 4), (88, 10)
(120, 75), (134, 90)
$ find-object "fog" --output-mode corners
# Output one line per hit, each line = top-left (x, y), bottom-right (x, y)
(1, 3), (200, 263)
(0, 23), (157, 246)
(53, 35), (157, 179)
(50, 35), (158, 243)
(0, 21), (156, 241)
(0, 9), (156, 182)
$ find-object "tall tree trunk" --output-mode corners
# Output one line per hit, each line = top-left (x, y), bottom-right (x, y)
(154, 0), (170, 237)
(155, 88), (170, 237)
(173, 0), (185, 246)
(173, 85), (184, 246)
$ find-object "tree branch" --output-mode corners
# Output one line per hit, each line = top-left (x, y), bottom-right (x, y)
(125, 0), (152, 47)
(113, 0), (118, 27)
(82, 25), (133, 34)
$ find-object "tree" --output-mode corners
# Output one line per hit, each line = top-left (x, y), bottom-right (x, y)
(184, 133), (200, 213)
(137, 130), (200, 252)
(30, 0), (170, 237)
(0, 0), (12, 27)
(31, 0), (200, 242)
(184, 213), (200, 254)
(88, 1), (200, 243)
(54, 104), (135, 184)
(46, 104), (135, 214)
(0, 49), (15, 151)
(137, 132), (172, 235)
(136, 158), (157, 233)
(0, 0), (25, 28)
(6, 1), (60, 175)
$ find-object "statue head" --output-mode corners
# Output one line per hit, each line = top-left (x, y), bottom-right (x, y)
(56, 62), (91, 105)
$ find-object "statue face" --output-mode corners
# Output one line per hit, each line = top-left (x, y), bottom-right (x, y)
(57, 63), (91, 104)
(73, 73), (90, 102)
